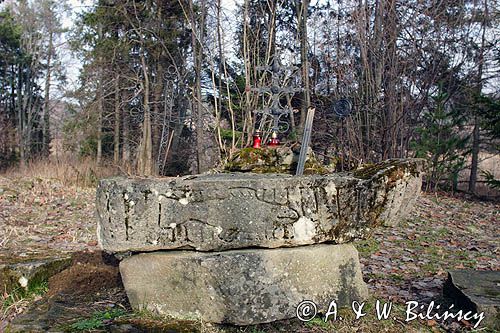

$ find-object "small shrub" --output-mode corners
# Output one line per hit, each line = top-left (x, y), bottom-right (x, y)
(481, 170), (500, 189)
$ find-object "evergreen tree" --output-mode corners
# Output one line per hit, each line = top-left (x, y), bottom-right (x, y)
(412, 84), (468, 192)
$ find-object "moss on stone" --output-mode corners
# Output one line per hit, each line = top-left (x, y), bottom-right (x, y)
(303, 160), (329, 175)
(352, 160), (401, 180)
(224, 147), (327, 174)
(352, 159), (423, 181)
(0, 257), (71, 295)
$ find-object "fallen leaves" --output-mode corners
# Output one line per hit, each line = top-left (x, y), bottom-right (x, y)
(0, 176), (97, 264)
(0, 175), (498, 332)
(356, 192), (499, 305)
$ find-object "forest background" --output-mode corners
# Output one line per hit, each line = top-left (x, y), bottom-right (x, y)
(0, 0), (499, 196)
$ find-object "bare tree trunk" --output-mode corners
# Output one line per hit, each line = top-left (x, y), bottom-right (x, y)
(382, 0), (399, 159)
(96, 89), (103, 165)
(242, 0), (253, 146)
(152, 60), (164, 175)
(16, 66), (26, 168)
(152, 4), (164, 174)
(122, 102), (130, 171)
(136, 50), (153, 176)
(216, 1), (235, 154)
(188, 0), (207, 173)
(210, 0), (224, 153)
(42, 29), (53, 157)
(469, 115), (480, 193)
(468, 0), (488, 194)
(20, 63), (35, 163)
(113, 73), (120, 164)
(298, 0), (311, 139)
(96, 24), (103, 165)
(354, 0), (370, 160)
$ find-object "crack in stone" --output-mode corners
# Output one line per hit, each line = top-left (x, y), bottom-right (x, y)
(123, 191), (130, 241)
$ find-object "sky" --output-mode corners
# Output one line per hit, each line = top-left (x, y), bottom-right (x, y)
(62, 1), (91, 90)
(62, 0), (240, 88)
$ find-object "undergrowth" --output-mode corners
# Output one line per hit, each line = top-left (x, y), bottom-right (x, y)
(1, 156), (121, 188)
(1, 280), (49, 324)
(66, 308), (127, 332)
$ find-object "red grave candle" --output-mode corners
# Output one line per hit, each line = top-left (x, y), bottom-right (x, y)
(268, 131), (280, 147)
(252, 130), (262, 148)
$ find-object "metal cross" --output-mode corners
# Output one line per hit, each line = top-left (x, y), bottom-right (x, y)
(252, 56), (302, 134)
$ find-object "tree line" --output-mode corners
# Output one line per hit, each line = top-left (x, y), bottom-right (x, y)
(0, 0), (499, 193)
(0, 0), (66, 167)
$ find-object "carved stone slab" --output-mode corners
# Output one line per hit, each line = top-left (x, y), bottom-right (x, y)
(120, 244), (368, 325)
(96, 158), (424, 252)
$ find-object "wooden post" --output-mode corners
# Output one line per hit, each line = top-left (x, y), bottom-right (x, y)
(295, 108), (315, 176)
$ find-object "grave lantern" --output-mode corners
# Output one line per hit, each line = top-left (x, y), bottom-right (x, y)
(268, 130), (280, 147)
(252, 130), (262, 148)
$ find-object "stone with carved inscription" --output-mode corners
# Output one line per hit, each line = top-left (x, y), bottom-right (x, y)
(96, 158), (425, 252)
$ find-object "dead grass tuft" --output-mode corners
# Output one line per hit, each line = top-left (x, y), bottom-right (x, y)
(2, 157), (122, 188)
(1, 284), (45, 328)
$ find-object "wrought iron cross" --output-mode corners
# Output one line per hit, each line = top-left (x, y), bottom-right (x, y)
(252, 56), (302, 134)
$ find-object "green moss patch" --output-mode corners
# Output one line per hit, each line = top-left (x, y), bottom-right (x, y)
(224, 147), (328, 174)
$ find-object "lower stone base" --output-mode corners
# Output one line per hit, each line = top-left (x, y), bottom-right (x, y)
(120, 244), (368, 325)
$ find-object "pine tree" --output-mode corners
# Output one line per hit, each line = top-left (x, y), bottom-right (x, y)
(412, 84), (468, 192)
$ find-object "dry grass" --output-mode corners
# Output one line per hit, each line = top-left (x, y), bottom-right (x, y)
(2, 156), (122, 188)
(0, 156), (114, 329)
(1, 285), (45, 328)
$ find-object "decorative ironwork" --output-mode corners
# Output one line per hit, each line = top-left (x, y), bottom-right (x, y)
(252, 56), (302, 134)
(333, 99), (352, 118)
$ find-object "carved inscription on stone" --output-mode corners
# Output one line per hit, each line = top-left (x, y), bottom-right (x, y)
(96, 159), (424, 252)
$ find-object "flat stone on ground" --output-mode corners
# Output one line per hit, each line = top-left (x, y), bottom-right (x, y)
(0, 256), (71, 295)
(443, 270), (499, 330)
(120, 243), (368, 325)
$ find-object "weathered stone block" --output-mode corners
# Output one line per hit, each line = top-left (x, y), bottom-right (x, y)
(120, 244), (368, 325)
(444, 270), (499, 330)
(96, 158), (424, 252)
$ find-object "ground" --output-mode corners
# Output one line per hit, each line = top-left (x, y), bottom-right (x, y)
(0, 176), (98, 264)
(0, 175), (498, 332)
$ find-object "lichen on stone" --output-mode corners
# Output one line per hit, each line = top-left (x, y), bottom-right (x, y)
(352, 158), (424, 181)
(224, 146), (328, 174)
